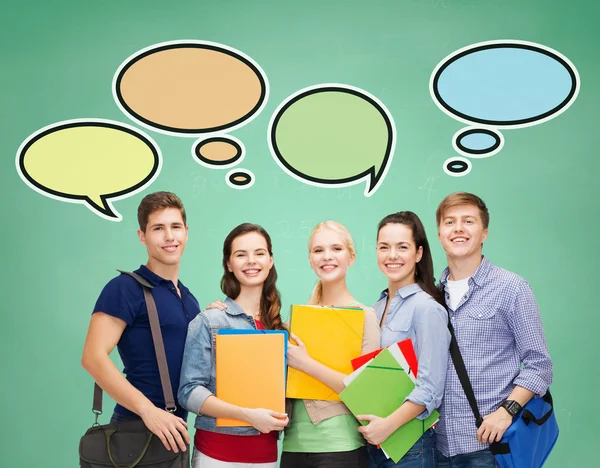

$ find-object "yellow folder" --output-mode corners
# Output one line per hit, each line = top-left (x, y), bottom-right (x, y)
(215, 332), (286, 426)
(286, 305), (364, 401)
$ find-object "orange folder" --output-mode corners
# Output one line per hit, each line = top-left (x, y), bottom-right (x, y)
(286, 304), (364, 401)
(215, 333), (286, 426)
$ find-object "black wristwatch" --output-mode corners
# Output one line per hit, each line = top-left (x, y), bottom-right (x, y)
(500, 400), (522, 418)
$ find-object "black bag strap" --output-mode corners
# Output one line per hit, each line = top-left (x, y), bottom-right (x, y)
(447, 311), (484, 427)
(92, 270), (176, 422)
(522, 391), (554, 426)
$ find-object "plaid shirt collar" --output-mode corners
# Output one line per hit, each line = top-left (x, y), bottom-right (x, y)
(440, 255), (492, 288)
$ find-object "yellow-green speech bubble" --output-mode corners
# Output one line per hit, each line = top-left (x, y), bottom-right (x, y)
(16, 119), (161, 221)
(269, 84), (395, 197)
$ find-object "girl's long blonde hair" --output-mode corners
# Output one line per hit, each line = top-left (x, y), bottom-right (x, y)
(307, 220), (356, 305)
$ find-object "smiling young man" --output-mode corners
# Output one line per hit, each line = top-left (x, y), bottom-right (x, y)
(434, 192), (553, 468)
(81, 192), (201, 454)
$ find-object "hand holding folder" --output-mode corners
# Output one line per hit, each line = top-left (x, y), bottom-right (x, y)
(286, 304), (364, 401)
(340, 347), (438, 462)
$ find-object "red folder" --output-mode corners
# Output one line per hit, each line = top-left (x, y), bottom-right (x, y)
(350, 339), (418, 376)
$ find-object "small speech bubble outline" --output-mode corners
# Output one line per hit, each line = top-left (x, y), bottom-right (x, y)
(192, 135), (245, 169)
(113, 40), (269, 137)
(16, 119), (161, 221)
(443, 157), (472, 177)
(225, 169), (255, 190)
(268, 84), (395, 197)
(452, 127), (504, 158)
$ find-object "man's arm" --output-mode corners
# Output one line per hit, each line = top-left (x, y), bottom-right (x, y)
(477, 280), (553, 444)
(81, 312), (190, 452)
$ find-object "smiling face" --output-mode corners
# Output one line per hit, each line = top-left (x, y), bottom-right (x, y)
(309, 227), (355, 284)
(138, 207), (188, 270)
(377, 223), (423, 291)
(438, 204), (488, 261)
(226, 231), (274, 289)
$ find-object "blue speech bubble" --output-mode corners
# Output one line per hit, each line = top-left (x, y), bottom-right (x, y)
(431, 40), (579, 128)
(453, 127), (504, 158)
(431, 40), (580, 174)
(443, 157), (472, 177)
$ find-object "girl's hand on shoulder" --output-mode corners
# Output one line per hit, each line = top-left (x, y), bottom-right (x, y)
(205, 299), (227, 311)
(244, 408), (289, 433)
(287, 333), (311, 372)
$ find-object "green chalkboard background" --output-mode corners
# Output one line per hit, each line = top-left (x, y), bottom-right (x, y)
(1, 0), (596, 465)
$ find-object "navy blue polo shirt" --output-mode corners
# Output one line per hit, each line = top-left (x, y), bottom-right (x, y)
(93, 265), (201, 419)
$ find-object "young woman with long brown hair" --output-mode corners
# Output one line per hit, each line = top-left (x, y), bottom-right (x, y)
(359, 211), (450, 468)
(178, 223), (288, 468)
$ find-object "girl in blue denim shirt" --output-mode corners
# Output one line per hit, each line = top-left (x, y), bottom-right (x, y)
(360, 212), (450, 468)
(178, 223), (288, 468)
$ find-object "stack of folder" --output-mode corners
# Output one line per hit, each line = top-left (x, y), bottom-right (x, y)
(285, 304), (365, 401)
(340, 342), (438, 463)
(215, 329), (287, 426)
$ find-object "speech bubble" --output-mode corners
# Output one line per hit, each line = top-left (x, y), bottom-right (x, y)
(16, 119), (161, 221)
(268, 84), (395, 197)
(443, 157), (472, 177)
(453, 127), (504, 158)
(430, 40), (580, 173)
(192, 135), (245, 169)
(226, 169), (255, 190)
(113, 40), (269, 136)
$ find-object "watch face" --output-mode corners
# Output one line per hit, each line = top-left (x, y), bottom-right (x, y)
(504, 400), (521, 416)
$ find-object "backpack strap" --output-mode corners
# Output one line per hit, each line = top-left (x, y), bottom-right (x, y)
(92, 270), (176, 423)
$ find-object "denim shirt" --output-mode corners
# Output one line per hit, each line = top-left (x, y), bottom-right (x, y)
(178, 297), (261, 435)
(373, 283), (450, 419)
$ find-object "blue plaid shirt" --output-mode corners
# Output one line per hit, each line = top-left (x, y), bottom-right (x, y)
(435, 257), (553, 457)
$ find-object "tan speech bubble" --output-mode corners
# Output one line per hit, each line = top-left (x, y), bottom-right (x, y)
(113, 41), (269, 136)
(226, 169), (255, 190)
(192, 135), (245, 169)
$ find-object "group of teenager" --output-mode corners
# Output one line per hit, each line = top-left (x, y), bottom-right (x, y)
(82, 190), (553, 468)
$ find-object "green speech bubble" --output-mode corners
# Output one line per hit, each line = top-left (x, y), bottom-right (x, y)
(269, 84), (395, 196)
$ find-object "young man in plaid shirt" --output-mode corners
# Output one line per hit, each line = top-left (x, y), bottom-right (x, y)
(434, 192), (553, 467)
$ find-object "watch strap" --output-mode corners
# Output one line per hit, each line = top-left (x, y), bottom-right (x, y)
(501, 399), (522, 417)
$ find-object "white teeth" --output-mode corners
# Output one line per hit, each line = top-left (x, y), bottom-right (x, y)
(321, 265), (336, 271)
(386, 264), (402, 269)
(163, 246), (177, 251)
(244, 269), (260, 274)
(453, 238), (467, 243)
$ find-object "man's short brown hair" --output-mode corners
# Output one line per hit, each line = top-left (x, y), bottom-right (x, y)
(137, 192), (186, 232)
(436, 192), (489, 229)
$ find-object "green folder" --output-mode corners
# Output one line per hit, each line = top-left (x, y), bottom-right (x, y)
(339, 348), (439, 463)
